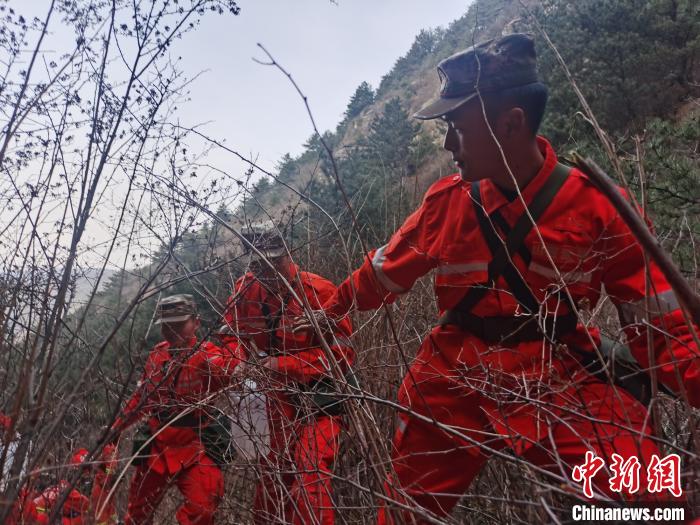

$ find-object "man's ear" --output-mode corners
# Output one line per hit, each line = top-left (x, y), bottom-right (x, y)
(502, 107), (527, 138)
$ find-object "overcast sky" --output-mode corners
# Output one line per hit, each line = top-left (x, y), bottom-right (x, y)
(176, 0), (471, 171)
(14, 0), (470, 171)
(5, 1), (471, 266)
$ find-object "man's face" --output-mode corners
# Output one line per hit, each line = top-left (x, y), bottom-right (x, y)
(442, 97), (507, 182)
(250, 254), (291, 284)
(161, 316), (199, 345)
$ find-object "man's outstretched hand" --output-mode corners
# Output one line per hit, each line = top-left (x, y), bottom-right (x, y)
(291, 309), (339, 339)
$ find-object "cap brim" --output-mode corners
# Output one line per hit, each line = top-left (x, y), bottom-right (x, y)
(155, 314), (194, 325)
(413, 92), (478, 120)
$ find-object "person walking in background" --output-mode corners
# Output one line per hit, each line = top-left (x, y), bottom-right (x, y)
(222, 221), (354, 525)
(25, 445), (118, 525)
(111, 295), (243, 525)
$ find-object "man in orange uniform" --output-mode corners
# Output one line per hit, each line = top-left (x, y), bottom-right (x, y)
(25, 446), (118, 525)
(321, 34), (700, 523)
(222, 221), (354, 525)
(111, 294), (242, 525)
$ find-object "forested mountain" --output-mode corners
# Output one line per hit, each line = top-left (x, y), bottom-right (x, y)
(243, 0), (699, 273)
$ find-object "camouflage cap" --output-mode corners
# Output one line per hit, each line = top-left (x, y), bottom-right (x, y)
(241, 220), (287, 261)
(414, 33), (539, 120)
(155, 294), (198, 325)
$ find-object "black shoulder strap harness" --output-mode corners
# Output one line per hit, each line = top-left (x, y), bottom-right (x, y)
(439, 163), (577, 344)
(435, 163), (672, 405)
(259, 287), (293, 355)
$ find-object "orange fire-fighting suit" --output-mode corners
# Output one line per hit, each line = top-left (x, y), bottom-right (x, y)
(112, 337), (241, 525)
(12, 446), (118, 525)
(223, 264), (354, 525)
(27, 482), (91, 525)
(325, 137), (699, 523)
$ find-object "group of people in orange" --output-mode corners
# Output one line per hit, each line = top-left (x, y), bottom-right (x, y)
(4, 220), (354, 525)
(2, 436), (118, 525)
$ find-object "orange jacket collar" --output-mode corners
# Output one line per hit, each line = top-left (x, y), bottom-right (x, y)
(478, 136), (558, 216)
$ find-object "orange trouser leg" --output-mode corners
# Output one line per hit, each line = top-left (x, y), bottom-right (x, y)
(254, 415), (341, 525)
(377, 360), (666, 524)
(288, 415), (341, 525)
(174, 456), (223, 525)
(522, 381), (667, 502)
(124, 466), (169, 525)
(91, 469), (117, 524)
(376, 346), (493, 525)
(253, 449), (295, 525)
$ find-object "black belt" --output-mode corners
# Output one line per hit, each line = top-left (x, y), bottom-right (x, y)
(439, 310), (578, 344)
(154, 409), (204, 428)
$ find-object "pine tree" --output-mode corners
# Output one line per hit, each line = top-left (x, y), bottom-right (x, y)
(364, 97), (420, 177)
(344, 81), (375, 120)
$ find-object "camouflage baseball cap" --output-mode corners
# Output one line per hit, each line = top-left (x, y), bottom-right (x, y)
(414, 33), (539, 120)
(155, 294), (198, 325)
(241, 220), (287, 261)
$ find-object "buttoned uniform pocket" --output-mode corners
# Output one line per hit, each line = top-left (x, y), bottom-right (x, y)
(526, 218), (600, 305)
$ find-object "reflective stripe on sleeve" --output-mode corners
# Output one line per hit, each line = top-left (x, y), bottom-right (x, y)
(436, 262), (488, 275)
(397, 417), (407, 435)
(371, 245), (407, 294)
(619, 289), (681, 324)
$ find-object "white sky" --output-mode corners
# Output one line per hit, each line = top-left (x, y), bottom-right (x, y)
(11, 0), (470, 168)
(3, 0), (471, 268)
(177, 0), (470, 171)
